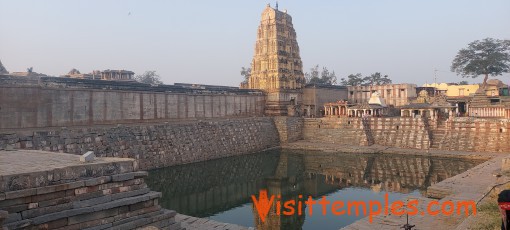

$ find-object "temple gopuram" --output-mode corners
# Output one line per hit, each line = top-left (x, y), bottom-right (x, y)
(247, 4), (306, 116)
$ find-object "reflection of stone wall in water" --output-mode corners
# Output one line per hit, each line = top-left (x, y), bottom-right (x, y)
(301, 151), (483, 193)
(254, 153), (307, 230)
(253, 190), (306, 230)
(146, 149), (483, 229)
(146, 151), (281, 217)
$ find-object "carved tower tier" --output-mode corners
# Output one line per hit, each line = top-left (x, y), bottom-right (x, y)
(248, 4), (305, 116)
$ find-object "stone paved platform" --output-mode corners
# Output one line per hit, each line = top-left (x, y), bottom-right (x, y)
(0, 150), (133, 177)
(175, 214), (253, 230)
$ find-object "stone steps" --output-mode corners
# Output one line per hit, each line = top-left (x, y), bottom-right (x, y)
(0, 152), (182, 230)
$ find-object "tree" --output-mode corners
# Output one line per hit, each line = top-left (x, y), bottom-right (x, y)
(459, 80), (469, 85)
(240, 67), (251, 84)
(451, 38), (510, 89)
(320, 67), (337, 85)
(135, 71), (163, 85)
(27, 67), (33, 73)
(305, 65), (337, 85)
(68, 68), (80, 75)
(340, 73), (364, 86)
(363, 72), (392, 86)
(305, 65), (320, 83)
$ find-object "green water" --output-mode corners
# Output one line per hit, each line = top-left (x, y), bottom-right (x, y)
(146, 149), (484, 230)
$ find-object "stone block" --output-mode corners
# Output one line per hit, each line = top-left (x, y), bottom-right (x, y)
(22, 202), (73, 219)
(67, 207), (119, 225)
(36, 217), (69, 229)
(36, 181), (84, 195)
(63, 217), (114, 230)
(111, 172), (135, 182)
(4, 187), (37, 199)
(3, 219), (31, 229)
(92, 193), (150, 212)
(0, 196), (32, 208)
(32, 206), (93, 225)
(132, 171), (149, 178)
(81, 222), (113, 230)
(38, 196), (73, 208)
(73, 195), (113, 209)
(84, 176), (111, 187)
(111, 188), (150, 201)
(32, 190), (66, 202)
(5, 212), (21, 223)
(80, 151), (95, 163)
(3, 203), (28, 213)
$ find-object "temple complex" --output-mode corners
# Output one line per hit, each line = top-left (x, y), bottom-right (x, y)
(468, 91), (510, 118)
(400, 90), (456, 120)
(247, 4), (306, 116)
(61, 69), (100, 80)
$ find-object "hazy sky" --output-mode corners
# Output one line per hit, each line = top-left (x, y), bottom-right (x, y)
(1, 0), (509, 86)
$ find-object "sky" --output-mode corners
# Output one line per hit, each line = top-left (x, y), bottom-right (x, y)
(1, 0), (509, 87)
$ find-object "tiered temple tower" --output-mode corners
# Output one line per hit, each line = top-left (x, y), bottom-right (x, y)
(248, 4), (305, 116)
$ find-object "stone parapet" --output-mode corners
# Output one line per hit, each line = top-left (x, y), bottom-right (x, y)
(0, 75), (265, 130)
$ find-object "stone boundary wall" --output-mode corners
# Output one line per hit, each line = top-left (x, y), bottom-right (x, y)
(303, 117), (431, 149)
(273, 116), (304, 143)
(0, 75), (265, 130)
(0, 117), (280, 170)
(0, 154), (181, 230)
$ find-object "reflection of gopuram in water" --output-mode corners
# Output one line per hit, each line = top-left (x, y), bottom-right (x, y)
(146, 150), (483, 229)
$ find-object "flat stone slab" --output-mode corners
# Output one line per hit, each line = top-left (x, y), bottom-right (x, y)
(0, 150), (133, 177)
(0, 150), (135, 193)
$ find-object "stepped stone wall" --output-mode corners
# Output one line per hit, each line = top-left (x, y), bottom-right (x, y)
(0, 150), (181, 230)
(432, 118), (510, 152)
(303, 117), (510, 153)
(0, 117), (280, 170)
(303, 117), (432, 149)
(273, 116), (304, 143)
